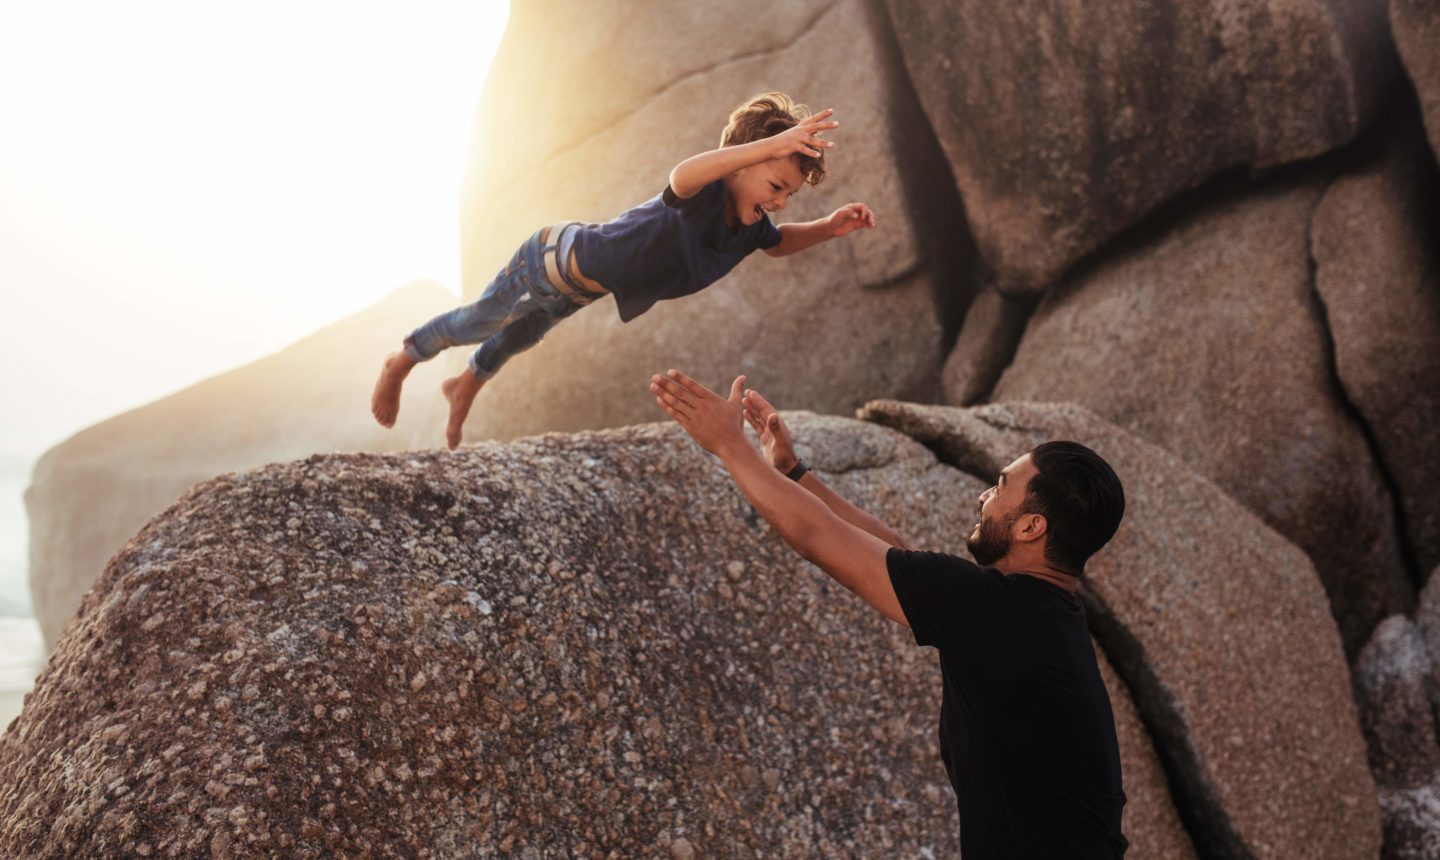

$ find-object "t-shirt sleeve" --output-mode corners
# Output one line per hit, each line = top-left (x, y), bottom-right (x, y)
(886, 547), (1006, 651)
(662, 180), (719, 210)
(754, 214), (782, 249)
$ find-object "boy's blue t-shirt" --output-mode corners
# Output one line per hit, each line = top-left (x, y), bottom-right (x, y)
(571, 179), (782, 322)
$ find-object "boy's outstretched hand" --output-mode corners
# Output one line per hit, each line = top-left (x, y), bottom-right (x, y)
(650, 369), (751, 458)
(771, 108), (839, 159)
(827, 202), (876, 237)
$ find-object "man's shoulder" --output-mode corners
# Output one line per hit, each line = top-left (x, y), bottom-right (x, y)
(886, 548), (1006, 650)
(887, 547), (991, 578)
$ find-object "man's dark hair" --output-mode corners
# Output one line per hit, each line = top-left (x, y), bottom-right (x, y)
(1021, 441), (1125, 575)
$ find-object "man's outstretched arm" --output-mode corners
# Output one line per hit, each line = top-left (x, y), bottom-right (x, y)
(650, 370), (908, 627)
(740, 388), (909, 549)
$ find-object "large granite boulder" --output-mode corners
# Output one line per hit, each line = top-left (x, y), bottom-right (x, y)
(986, 168), (1413, 654)
(884, 0), (1399, 296)
(860, 400), (1381, 859)
(1095, 648), (1197, 860)
(1312, 117), (1440, 574)
(0, 417), (980, 857)
(450, 0), (968, 443)
(2, 409), (1210, 856)
(25, 282), (456, 650)
(1416, 569), (1440, 714)
(1354, 615), (1440, 859)
(1393, 0), (1440, 163)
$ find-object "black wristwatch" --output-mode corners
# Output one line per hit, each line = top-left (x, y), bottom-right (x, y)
(784, 459), (810, 481)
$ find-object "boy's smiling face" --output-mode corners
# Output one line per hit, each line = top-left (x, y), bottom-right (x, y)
(723, 155), (807, 228)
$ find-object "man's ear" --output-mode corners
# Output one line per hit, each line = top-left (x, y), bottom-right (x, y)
(1015, 512), (1048, 546)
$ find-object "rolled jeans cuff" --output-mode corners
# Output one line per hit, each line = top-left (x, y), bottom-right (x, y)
(466, 351), (498, 380)
(401, 335), (429, 364)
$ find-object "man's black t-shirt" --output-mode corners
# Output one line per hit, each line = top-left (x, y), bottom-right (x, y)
(887, 548), (1128, 859)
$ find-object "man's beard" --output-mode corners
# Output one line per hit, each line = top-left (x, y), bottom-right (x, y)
(967, 509), (1020, 566)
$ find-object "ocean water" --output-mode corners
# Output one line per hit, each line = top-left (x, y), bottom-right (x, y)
(0, 468), (45, 731)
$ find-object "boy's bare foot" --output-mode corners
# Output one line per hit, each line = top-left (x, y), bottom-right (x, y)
(371, 352), (417, 428)
(441, 370), (486, 450)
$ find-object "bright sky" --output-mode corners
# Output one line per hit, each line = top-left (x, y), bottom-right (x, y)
(0, 0), (509, 461)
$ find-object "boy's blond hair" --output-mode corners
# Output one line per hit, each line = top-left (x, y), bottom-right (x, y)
(720, 92), (827, 187)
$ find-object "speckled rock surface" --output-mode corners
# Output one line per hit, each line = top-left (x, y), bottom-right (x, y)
(1356, 616), (1440, 788)
(1312, 119), (1440, 574)
(986, 169), (1413, 654)
(1416, 569), (1440, 718)
(859, 400), (1380, 859)
(1, 416), (982, 858)
(1393, 0), (1440, 164)
(26, 282), (456, 650)
(1354, 616), (1440, 859)
(450, 0), (956, 444)
(883, 0), (1398, 295)
(939, 285), (1032, 407)
(1094, 647), (1196, 860)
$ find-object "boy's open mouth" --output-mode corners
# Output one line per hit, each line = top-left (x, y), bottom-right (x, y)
(754, 204), (765, 220)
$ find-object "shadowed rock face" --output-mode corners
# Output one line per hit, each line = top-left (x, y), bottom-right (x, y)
(1094, 647), (1197, 860)
(884, 0), (1398, 296)
(25, 282), (457, 650)
(1, 417), (984, 858)
(1312, 118), (1440, 575)
(450, 0), (969, 444)
(1393, 0), (1440, 163)
(860, 400), (1380, 859)
(987, 168), (1414, 654)
(940, 285), (1034, 407)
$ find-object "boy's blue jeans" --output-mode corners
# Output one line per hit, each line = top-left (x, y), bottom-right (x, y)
(403, 224), (591, 379)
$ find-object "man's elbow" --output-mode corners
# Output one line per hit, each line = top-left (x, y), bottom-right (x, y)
(788, 522), (826, 564)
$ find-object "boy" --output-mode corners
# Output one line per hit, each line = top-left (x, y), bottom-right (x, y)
(372, 92), (875, 449)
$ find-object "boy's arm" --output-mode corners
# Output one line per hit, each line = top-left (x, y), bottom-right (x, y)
(764, 203), (876, 257)
(742, 389), (908, 548)
(668, 109), (838, 199)
(650, 370), (909, 627)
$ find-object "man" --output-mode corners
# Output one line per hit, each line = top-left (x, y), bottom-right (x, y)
(650, 369), (1130, 858)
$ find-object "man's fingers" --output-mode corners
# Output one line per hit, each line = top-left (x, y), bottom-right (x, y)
(746, 388), (779, 416)
(652, 373), (701, 407)
(654, 392), (688, 417)
(664, 368), (714, 400)
(650, 378), (695, 413)
(655, 396), (689, 423)
(728, 375), (746, 403)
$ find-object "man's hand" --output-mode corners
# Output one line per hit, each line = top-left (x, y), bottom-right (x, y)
(742, 388), (799, 473)
(650, 369), (750, 458)
(769, 108), (839, 160)
(826, 202), (875, 237)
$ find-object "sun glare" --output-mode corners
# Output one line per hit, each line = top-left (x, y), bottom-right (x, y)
(0, 0), (509, 458)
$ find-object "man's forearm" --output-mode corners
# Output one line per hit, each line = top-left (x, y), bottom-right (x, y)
(797, 472), (908, 548)
(716, 442), (844, 562)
